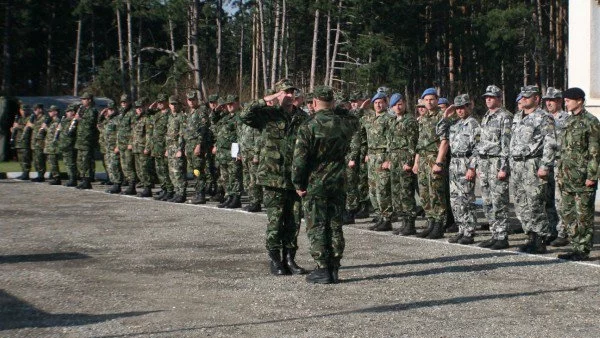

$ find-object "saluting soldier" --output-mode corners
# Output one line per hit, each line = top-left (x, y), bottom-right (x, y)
(29, 103), (47, 182)
(165, 95), (187, 203)
(103, 101), (124, 194)
(74, 92), (99, 189)
(148, 94), (174, 201)
(60, 105), (78, 186)
(11, 103), (33, 180)
(117, 94), (137, 191)
(43, 105), (62, 185)
(131, 100), (153, 197)
(185, 91), (211, 204)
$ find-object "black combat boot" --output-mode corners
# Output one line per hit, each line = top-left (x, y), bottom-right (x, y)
(106, 183), (121, 194)
(415, 205), (425, 218)
(48, 178), (61, 185)
(417, 219), (435, 238)
(268, 250), (288, 276)
(400, 218), (416, 236)
(330, 258), (341, 283)
(518, 232), (536, 253)
(448, 233), (464, 243)
(283, 248), (307, 275)
(218, 195), (233, 208)
(190, 191), (207, 204)
(137, 187), (152, 197)
(426, 221), (444, 239)
(31, 173), (45, 182)
(121, 181), (137, 195)
(354, 202), (370, 219)
(558, 251), (589, 261)
(549, 236), (569, 247)
(458, 235), (474, 245)
(212, 187), (225, 202)
(161, 191), (175, 201)
(168, 194), (186, 203)
(17, 172), (30, 180)
(76, 178), (92, 190)
(153, 189), (167, 200)
(246, 203), (262, 212)
(226, 195), (241, 209)
(489, 238), (509, 250)
(532, 233), (547, 254)
(343, 210), (356, 225)
(479, 237), (496, 248)
(121, 180), (129, 187)
(373, 218), (392, 231)
(392, 219), (406, 235)
(306, 267), (333, 284)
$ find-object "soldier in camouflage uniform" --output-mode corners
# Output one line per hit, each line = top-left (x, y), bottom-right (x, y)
(414, 88), (448, 239)
(60, 105), (78, 186)
(542, 87), (570, 246)
(165, 95), (187, 203)
(437, 94), (480, 244)
(29, 104), (47, 182)
(556, 88), (600, 261)
(292, 86), (357, 284)
(117, 94), (137, 193)
(212, 95), (243, 209)
(476, 85), (513, 250)
(240, 78), (308, 276)
(185, 91), (211, 204)
(148, 94), (174, 201)
(206, 94), (222, 199)
(510, 85), (556, 254)
(131, 100), (153, 197)
(43, 105), (62, 185)
(344, 93), (366, 224)
(11, 103), (33, 180)
(240, 102), (263, 212)
(102, 101), (123, 194)
(382, 93), (419, 236)
(74, 92), (99, 189)
(96, 103), (109, 184)
(360, 91), (393, 231)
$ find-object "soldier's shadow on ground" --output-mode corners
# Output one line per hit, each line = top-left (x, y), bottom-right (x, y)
(0, 290), (158, 331)
(341, 252), (513, 270)
(0, 252), (90, 264)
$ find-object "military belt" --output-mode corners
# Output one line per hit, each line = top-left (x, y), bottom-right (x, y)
(452, 151), (472, 158)
(478, 154), (499, 159)
(511, 155), (539, 161)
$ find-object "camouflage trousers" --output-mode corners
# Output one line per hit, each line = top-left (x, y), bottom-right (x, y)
(417, 153), (448, 222)
(154, 155), (173, 192)
(546, 166), (566, 238)
(45, 153), (60, 180)
(449, 157), (477, 236)
(62, 148), (77, 181)
(133, 152), (152, 188)
(32, 148), (46, 174)
(478, 157), (510, 240)
(76, 148), (93, 180)
(16, 148), (32, 172)
(367, 152), (392, 219)
(263, 186), (302, 250)
(104, 150), (123, 184)
(303, 193), (345, 268)
(389, 151), (417, 220)
(217, 157), (243, 196)
(119, 148), (137, 183)
(167, 151), (187, 195)
(359, 156), (370, 204)
(509, 158), (549, 236)
(345, 161), (360, 211)
(561, 190), (596, 255)
(242, 152), (262, 204)
(207, 152), (219, 191)
(186, 150), (207, 193)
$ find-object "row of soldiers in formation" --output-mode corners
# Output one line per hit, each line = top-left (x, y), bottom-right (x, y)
(8, 79), (599, 283)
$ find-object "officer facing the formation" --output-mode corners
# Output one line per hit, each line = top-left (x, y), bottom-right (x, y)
(43, 105), (62, 185)
(102, 101), (124, 194)
(542, 87), (570, 246)
(240, 78), (308, 277)
(131, 100), (153, 197)
(29, 103), (47, 182)
(185, 91), (211, 204)
(292, 85), (356, 284)
(510, 85), (556, 254)
(556, 88), (600, 261)
(383, 93), (419, 236)
(117, 94), (137, 192)
(11, 103), (33, 180)
(239, 99), (263, 212)
(74, 92), (99, 189)
(437, 94), (481, 244)
(165, 95), (187, 203)
(148, 94), (174, 201)
(60, 105), (78, 186)
(476, 85), (513, 250)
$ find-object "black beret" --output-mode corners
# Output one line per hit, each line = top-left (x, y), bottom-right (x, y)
(563, 87), (585, 100)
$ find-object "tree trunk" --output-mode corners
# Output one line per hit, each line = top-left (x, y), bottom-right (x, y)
(1, 0), (12, 95)
(277, 0), (286, 79)
(116, 7), (126, 93)
(45, 4), (55, 95)
(257, 0), (268, 90)
(126, 0), (135, 99)
(251, 8), (257, 99)
(90, 10), (96, 83)
(190, 0), (204, 99)
(73, 19), (82, 97)
(137, 19), (142, 96)
(324, 11), (331, 85)
(328, 1), (342, 87)
(238, 0), (244, 99)
(270, 0), (280, 88)
(309, 7), (319, 92)
(216, 0), (222, 93)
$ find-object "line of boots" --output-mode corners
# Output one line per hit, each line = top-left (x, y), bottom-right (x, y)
(217, 194), (241, 209)
(518, 232), (547, 254)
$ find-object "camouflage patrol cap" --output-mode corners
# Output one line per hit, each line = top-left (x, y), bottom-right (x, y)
(305, 92), (314, 101)
(208, 94), (219, 102)
(520, 85), (540, 98)
(21, 103), (31, 110)
(33, 103), (44, 110)
(134, 100), (144, 108)
(48, 105), (59, 112)
(168, 95), (179, 104)
(106, 101), (116, 109)
(416, 99), (425, 107)
(120, 94), (130, 103)
(483, 85), (502, 98)
(66, 104), (76, 112)
(542, 87), (562, 99)
(157, 93), (168, 102)
(264, 89), (275, 96)
(224, 94), (239, 105)
(274, 78), (297, 92)
(186, 91), (198, 100)
(453, 94), (470, 107)
(80, 92), (93, 99)
(313, 86), (334, 102)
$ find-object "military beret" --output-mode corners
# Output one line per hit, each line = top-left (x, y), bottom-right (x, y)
(520, 85), (540, 98)
(438, 97), (450, 105)
(48, 105), (59, 112)
(542, 87), (563, 99)
(313, 85), (334, 102)
(371, 91), (387, 103)
(563, 87), (585, 100)
(106, 101), (116, 109)
(483, 85), (502, 98)
(208, 94), (219, 102)
(186, 91), (198, 100)
(389, 93), (404, 107)
(156, 93), (168, 102)
(80, 92), (93, 99)
(134, 100), (143, 108)
(274, 78), (297, 92)
(224, 94), (239, 105)
(168, 95), (179, 104)
(453, 94), (470, 107)
(33, 103), (44, 110)
(416, 99), (425, 107)
(421, 87), (438, 99)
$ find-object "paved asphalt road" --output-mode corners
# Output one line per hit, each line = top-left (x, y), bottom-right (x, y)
(1, 179), (600, 337)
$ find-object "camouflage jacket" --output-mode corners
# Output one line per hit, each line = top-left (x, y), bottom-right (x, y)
(557, 109), (600, 192)
(150, 111), (169, 157)
(166, 111), (186, 156)
(240, 102), (308, 190)
(347, 108), (367, 162)
(59, 117), (76, 152)
(476, 108), (513, 171)
(32, 114), (47, 150)
(214, 111), (239, 162)
(117, 107), (135, 151)
(510, 107), (556, 170)
(361, 110), (392, 152)
(551, 110), (569, 156)
(131, 112), (152, 154)
(43, 116), (61, 155)
(438, 115), (481, 169)
(185, 106), (210, 154)
(386, 113), (419, 167)
(417, 108), (444, 155)
(292, 108), (356, 196)
(97, 113), (107, 153)
(12, 115), (32, 149)
(74, 106), (99, 151)
(103, 112), (120, 154)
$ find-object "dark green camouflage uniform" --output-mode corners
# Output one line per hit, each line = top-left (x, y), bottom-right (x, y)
(166, 109), (187, 196)
(60, 115), (77, 182)
(75, 106), (99, 180)
(117, 105), (137, 183)
(13, 114), (33, 173)
(214, 109), (243, 198)
(131, 111), (152, 188)
(103, 111), (123, 185)
(185, 106), (210, 193)
(239, 114), (263, 205)
(43, 115), (61, 180)
(345, 108), (367, 212)
(149, 110), (173, 192)
(32, 114), (47, 176)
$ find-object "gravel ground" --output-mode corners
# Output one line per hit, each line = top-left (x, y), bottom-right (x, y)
(1, 179), (600, 337)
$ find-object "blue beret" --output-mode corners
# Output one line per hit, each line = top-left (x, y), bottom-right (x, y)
(371, 91), (387, 103)
(515, 94), (523, 103)
(420, 87), (438, 99)
(438, 97), (449, 105)
(389, 93), (403, 106)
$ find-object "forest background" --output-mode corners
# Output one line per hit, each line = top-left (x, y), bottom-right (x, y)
(0, 0), (569, 112)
